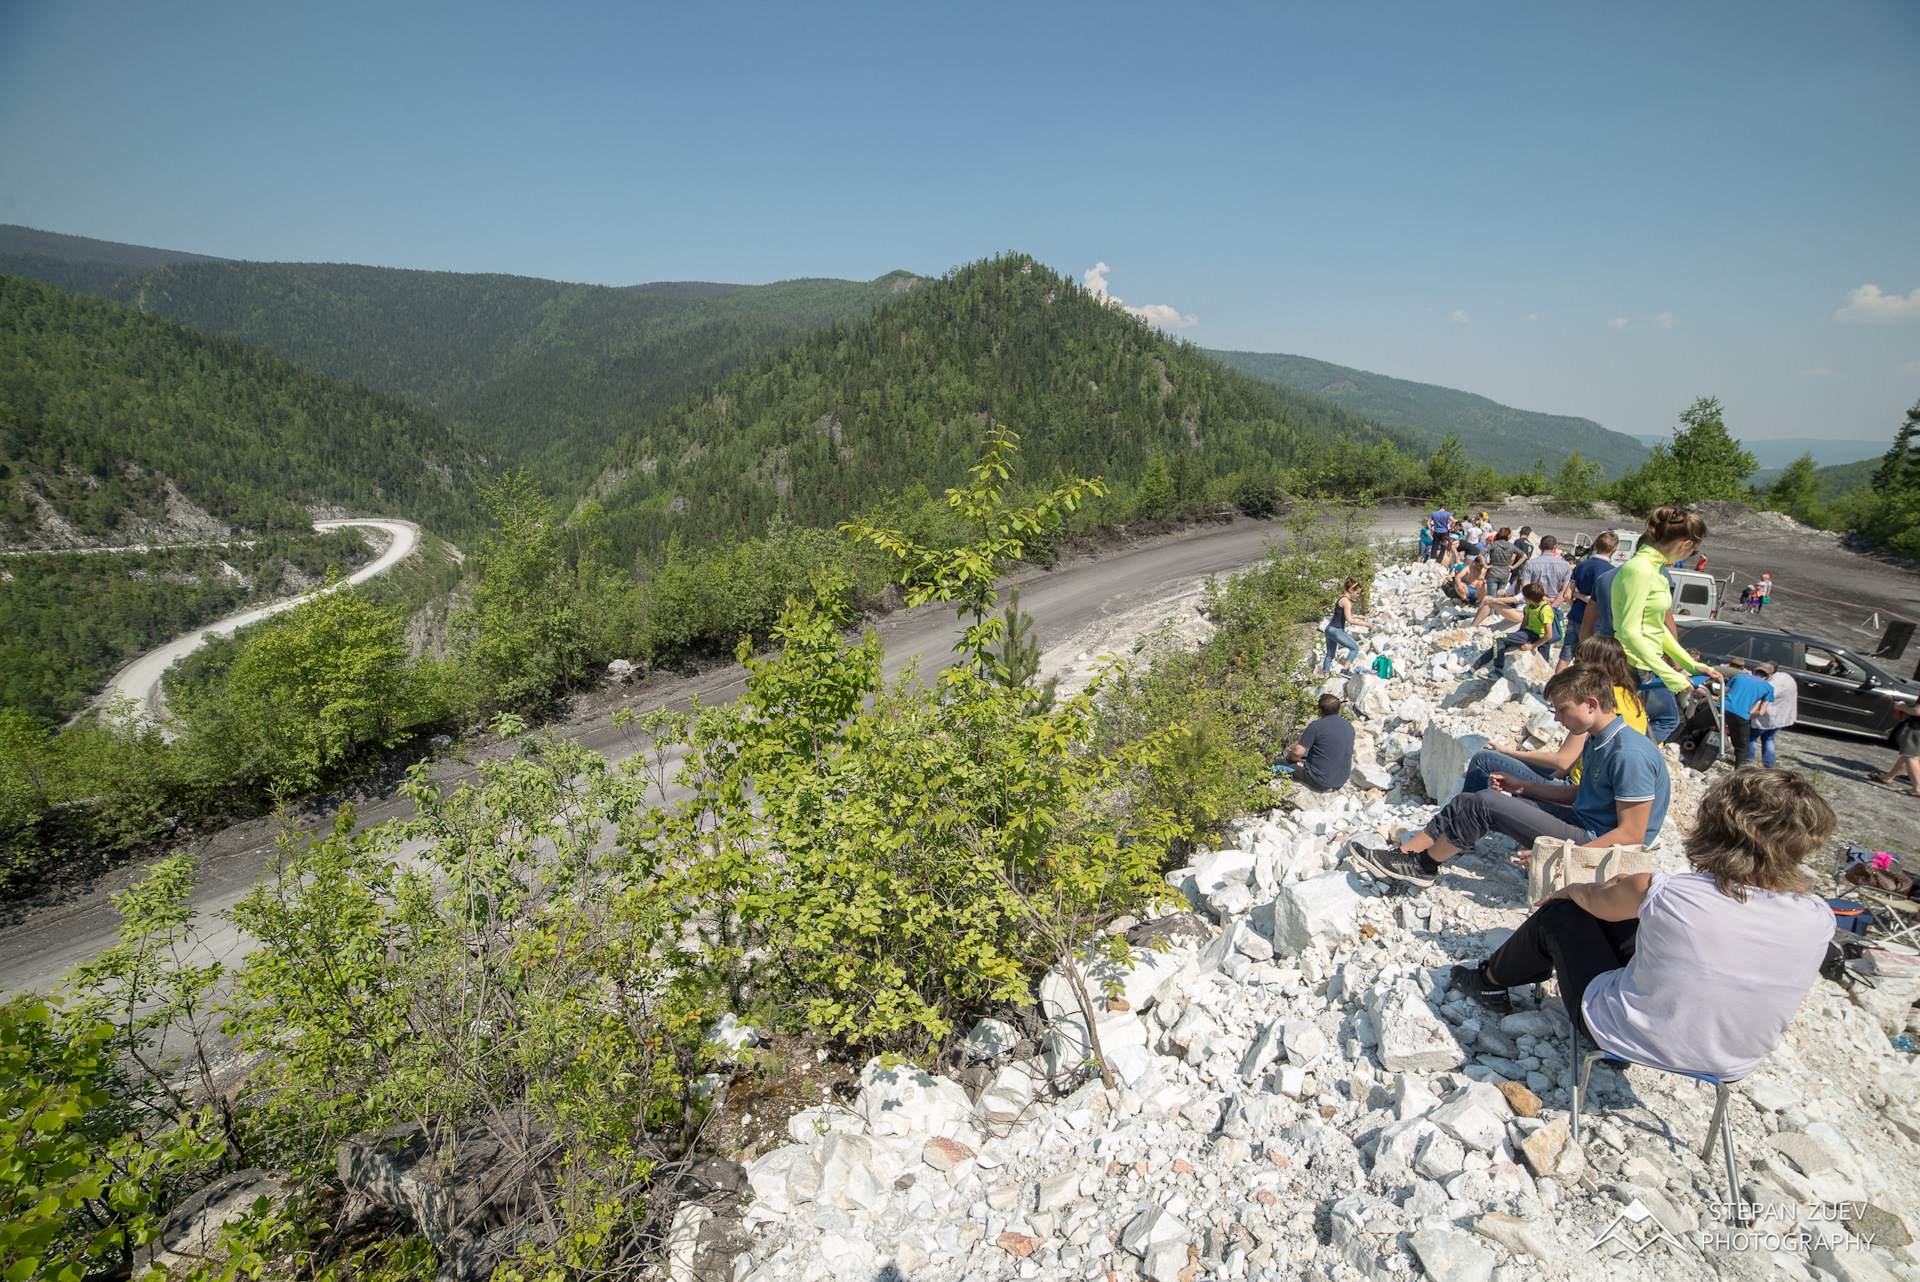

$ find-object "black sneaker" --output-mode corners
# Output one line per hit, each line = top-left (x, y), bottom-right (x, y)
(1347, 837), (1437, 890)
(1449, 963), (1512, 1015)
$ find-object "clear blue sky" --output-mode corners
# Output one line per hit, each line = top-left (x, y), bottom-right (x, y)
(2, 1), (1916, 449)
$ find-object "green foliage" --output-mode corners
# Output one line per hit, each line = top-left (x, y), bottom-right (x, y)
(1760, 452), (1829, 526)
(0, 999), (224, 1282)
(1425, 432), (1472, 501)
(1550, 449), (1604, 514)
(992, 585), (1057, 716)
(1210, 347), (1650, 477)
(0, 530), (374, 724)
(456, 472), (630, 714)
(1097, 501), (1375, 852)
(168, 579), (447, 792)
(1845, 399), (1920, 556)
(1608, 396), (1759, 514)
(227, 734), (697, 1268)
(0, 275), (485, 544)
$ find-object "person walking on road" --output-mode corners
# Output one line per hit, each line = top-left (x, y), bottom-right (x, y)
(1749, 659), (1796, 767)
(1877, 698), (1920, 796)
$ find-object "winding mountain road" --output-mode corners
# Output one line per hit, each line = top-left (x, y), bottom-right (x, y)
(97, 519), (420, 723)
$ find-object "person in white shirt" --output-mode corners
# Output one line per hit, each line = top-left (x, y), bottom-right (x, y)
(1450, 766), (1836, 1085)
(1747, 660), (1797, 768)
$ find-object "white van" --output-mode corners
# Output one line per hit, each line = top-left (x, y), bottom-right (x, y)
(1572, 530), (1726, 620)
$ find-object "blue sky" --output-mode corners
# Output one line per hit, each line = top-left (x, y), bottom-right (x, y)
(2, 1), (1916, 450)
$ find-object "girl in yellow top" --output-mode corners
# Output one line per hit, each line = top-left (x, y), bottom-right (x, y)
(1464, 635), (1648, 791)
(1611, 505), (1710, 744)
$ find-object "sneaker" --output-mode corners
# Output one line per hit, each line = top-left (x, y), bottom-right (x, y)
(1448, 963), (1511, 1015)
(1346, 837), (1437, 889)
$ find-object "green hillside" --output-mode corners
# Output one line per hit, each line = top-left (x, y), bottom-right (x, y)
(1, 275), (486, 543)
(1208, 348), (1647, 478)
(0, 223), (227, 299)
(594, 253), (1418, 561)
(66, 261), (914, 488)
(0, 275), (494, 720)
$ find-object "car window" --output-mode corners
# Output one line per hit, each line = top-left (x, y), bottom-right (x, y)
(1676, 583), (1711, 606)
(1803, 645), (1865, 681)
(1748, 634), (1795, 665)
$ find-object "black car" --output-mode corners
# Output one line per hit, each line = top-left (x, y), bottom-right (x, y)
(1676, 620), (1920, 740)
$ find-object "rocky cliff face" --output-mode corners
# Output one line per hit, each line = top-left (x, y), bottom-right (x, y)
(697, 559), (1920, 1282)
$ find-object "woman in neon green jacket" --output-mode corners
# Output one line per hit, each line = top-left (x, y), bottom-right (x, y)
(1612, 505), (1710, 744)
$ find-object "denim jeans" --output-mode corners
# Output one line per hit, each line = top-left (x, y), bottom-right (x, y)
(1462, 750), (1557, 796)
(1637, 676), (1680, 745)
(1750, 726), (1781, 767)
(1323, 627), (1360, 672)
(1423, 788), (1589, 853)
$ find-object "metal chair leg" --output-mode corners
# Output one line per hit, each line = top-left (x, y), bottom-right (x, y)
(1711, 1084), (1743, 1223)
(1571, 1045), (1605, 1144)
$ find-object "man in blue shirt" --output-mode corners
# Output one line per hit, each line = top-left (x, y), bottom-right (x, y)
(1349, 664), (1668, 889)
(1430, 507), (1454, 543)
(1564, 531), (1619, 668)
(1718, 661), (1774, 765)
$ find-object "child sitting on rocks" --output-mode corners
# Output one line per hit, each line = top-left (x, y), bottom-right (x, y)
(1347, 663), (1668, 890)
(1449, 766), (1836, 1085)
(1468, 582), (1554, 677)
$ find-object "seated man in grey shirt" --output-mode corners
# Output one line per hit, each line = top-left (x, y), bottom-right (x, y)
(1283, 694), (1355, 792)
(1448, 767), (1835, 1085)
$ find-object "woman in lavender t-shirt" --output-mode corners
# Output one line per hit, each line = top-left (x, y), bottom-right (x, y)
(1449, 767), (1836, 1083)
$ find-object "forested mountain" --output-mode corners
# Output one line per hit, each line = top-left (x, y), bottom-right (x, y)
(593, 253), (1419, 562)
(0, 222), (227, 298)
(7, 253), (910, 488)
(1208, 348), (1647, 478)
(0, 275), (487, 544)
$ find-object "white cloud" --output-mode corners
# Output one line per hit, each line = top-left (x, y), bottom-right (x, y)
(1449, 310), (1470, 325)
(1836, 284), (1920, 323)
(1802, 366), (1837, 377)
(1527, 313), (1540, 322)
(1606, 317), (1629, 329)
(1656, 312), (1675, 329)
(1081, 262), (1197, 329)
(1903, 360), (1920, 374)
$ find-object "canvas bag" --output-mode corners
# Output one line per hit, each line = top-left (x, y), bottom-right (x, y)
(1527, 836), (1653, 905)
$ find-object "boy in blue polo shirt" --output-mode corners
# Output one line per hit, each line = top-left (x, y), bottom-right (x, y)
(1565, 531), (1619, 668)
(1719, 661), (1774, 766)
(1349, 664), (1668, 889)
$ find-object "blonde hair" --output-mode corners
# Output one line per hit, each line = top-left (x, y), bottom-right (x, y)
(1685, 767), (1835, 901)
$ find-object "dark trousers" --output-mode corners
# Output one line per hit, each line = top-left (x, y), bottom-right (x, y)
(1486, 899), (1640, 1039)
(1725, 712), (1751, 765)
(1425, 787), (1590, 852)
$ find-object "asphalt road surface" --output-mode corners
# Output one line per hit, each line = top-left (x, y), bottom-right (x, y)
(11, 502), (1920, 998)
(95, 519), (421, 723)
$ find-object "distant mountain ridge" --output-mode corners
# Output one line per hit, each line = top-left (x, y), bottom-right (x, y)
(592, 253), (1418, 563)
(1209, 348), (1647, 477)
(0, 225), (922, 490)
(1632, 433), (1891, 471)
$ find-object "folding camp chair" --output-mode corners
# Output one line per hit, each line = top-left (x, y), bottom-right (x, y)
(1834, 846), (1920, 952)
(1569, 1028), (1744, 1222)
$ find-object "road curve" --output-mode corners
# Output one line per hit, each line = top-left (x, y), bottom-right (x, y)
(96, 519), (421, 723)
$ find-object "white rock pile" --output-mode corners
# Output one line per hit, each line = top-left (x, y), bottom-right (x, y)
(710, 558), (1920, 1282)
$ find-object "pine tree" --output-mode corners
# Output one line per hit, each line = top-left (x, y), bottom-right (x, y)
(992, 585), (1057, 715)
(1872, 399), (1920, 493)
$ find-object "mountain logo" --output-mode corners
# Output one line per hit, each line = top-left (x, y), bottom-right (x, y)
(1587, 1199), (1687, 1255)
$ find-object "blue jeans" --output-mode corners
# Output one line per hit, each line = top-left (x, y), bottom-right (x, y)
(1323, 627), (1360, 671)
(1462, 750), (1555, 796)
(1637, 677), (1680, 745)
(1751, 727), (1780, 767)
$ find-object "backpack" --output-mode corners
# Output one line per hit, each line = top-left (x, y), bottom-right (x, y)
(1371, 655), (1395, 679)
(1827, 898), (1876, 937)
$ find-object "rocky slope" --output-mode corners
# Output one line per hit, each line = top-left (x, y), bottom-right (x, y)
(699, 559), (1920, 1282)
